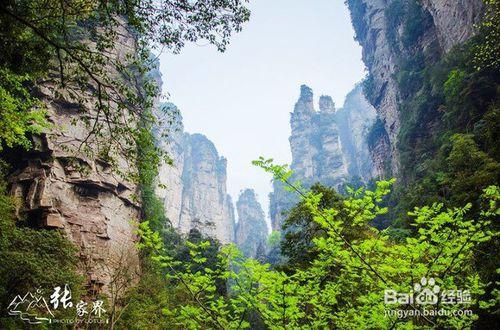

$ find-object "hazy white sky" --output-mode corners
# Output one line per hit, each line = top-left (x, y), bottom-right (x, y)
(159, 0), (365, 228)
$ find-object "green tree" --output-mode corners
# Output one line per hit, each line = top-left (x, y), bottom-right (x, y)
(135, 159), (498, 329)
(0, 69), (48, 151)
(473, 0), (500, 71)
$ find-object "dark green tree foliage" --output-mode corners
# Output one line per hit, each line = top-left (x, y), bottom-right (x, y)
(281, 183), (372, 271)
(473, 0), (500, 71)
(366, 118), (389, 149)
(376, 2), (500, 325)
(173, 229), (226, 296)
(0, 69), (48, 152)
(264, 230), (285, 267)
(366, 0), (500, 228)
(0, 165), (83, 327)
(395, 28), (500, 222)
(281, 184), (340, 270)
(255, 242), (267, 264)
(116, 223), (227, 328)
(345, 0), (368, 42)
(361, 73), (378, 106)
(137, 106), (168, 232)
(114, 266), (172, 330)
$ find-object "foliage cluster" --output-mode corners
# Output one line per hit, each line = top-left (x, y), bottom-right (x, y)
(385, 0), (433, 53)
(135, 158), (499, 329)
(367, 3), (500, 326)
(136, 106), (169, 232)
(0, 68), (49, 152)
(362, 73), (378, 107)
(345, 0), (368, 43)
(392, 3), (500, 224)
(473, 0), (500, 71)
(115, 225), (225, 329)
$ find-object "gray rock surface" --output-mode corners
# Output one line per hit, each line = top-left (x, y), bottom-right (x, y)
(156, 104), (235, 244)
(336, 84), (377, 181)
(346, 0), (484, 177)
(235, 189), (268, 258)
(421, 0), (484, 52)
(269, 84), (376, 231)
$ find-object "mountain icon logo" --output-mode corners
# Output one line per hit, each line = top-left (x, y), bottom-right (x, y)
(7, 289), (53, 324)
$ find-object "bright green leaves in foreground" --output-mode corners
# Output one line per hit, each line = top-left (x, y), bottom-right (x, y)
(137, 158), (498, 329)
(0, 68), (48, 151)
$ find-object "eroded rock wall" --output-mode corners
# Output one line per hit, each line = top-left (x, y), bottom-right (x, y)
(155, 103), (185, 227)
(8, 29), (142, 293)
(346, 0), (402, 176)
(269, 85), (376, 231)
(336, 84), (377, 181)
(421, 0), (484, 52)
(179, 134), (235, 244)
(156, 105), (235, 244)
(346, 0), (484, 177)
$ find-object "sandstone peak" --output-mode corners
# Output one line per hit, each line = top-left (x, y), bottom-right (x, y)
(299, 84), (313, 102)
(271, 83), (377, 231)
(294, 85), (315, 114)
(155, 107), (235, 244)
(239, 188), (257, 201)
(235, 187), (267, 258)
(319, 95), (335, 112)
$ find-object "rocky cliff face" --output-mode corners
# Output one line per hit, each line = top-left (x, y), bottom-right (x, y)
(269, 85), (377, 231)
(336, 84), (377, 181)
(155, 103), (185, 229)
(179, 134), (235, 243)
(289, 85), (348, 186)
(156, 104), (235, 244)
(235, 189), (268, 258)
(346, 0), (402, 176)
(346, 0), (484, 177)
(7, 30), (142, 293)
(421, 0), (484, 52)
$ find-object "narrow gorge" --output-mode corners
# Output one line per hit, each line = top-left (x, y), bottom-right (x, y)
(1, 0), (497, 328)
